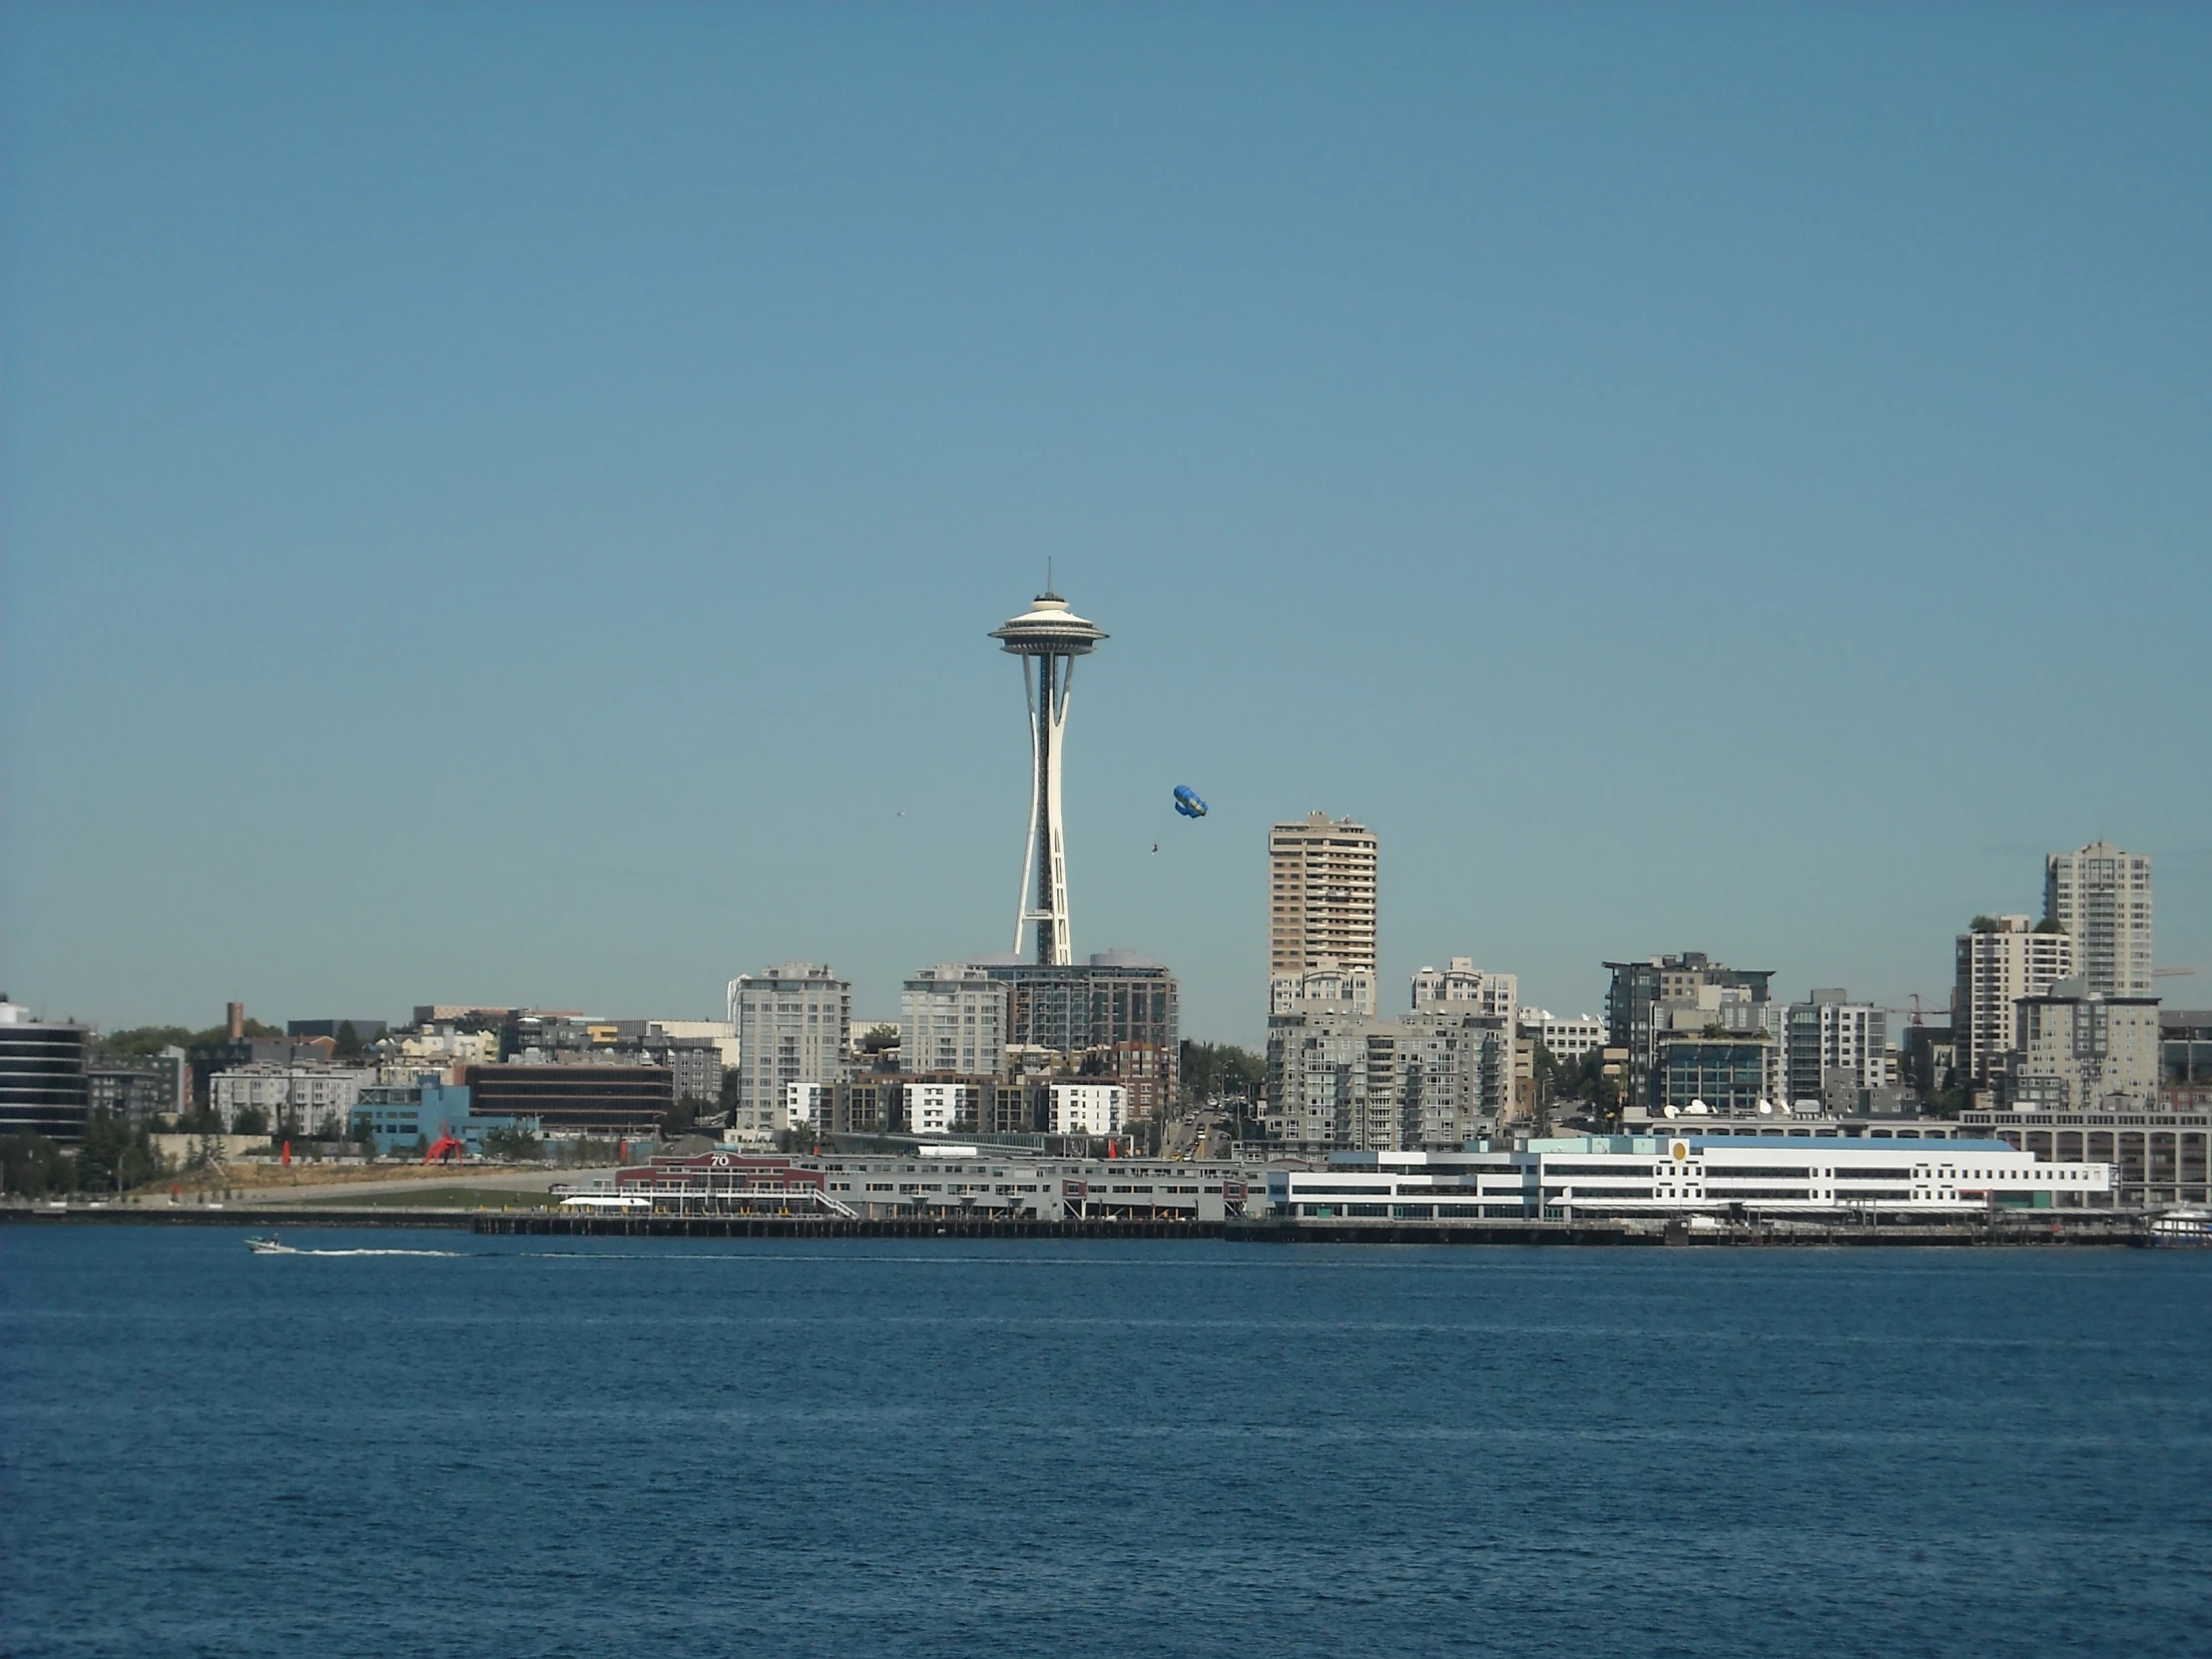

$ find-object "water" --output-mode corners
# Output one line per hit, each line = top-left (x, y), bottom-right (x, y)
(3, 1228), (2209, 1657)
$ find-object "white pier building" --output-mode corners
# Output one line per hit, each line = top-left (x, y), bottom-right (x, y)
(1271, 1137), (2110, 1220)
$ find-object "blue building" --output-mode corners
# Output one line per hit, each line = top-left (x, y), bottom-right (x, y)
(349, 1079), (538, 1156)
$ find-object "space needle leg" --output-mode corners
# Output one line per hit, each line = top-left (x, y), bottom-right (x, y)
(1045, 656), (1075, 964)
(1013, 655), (1041, 954)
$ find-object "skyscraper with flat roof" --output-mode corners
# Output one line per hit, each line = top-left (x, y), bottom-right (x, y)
(1951, 917), (2072, 1088)
(1269, 814), (1379, 984)
(2045, 841), (2154, 998)
(727, 964), (851, 1144)
(900, 965), (1009, 1077)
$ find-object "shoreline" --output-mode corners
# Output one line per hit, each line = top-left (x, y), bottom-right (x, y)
(1, 1206), (2161, 1247)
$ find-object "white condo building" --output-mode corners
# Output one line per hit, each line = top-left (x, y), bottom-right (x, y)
(1953, 916), (2073, 1087)
(1518, 1010), (1608, 1066)
(904, 1080), (977, 1137)
(728, 964), (851, 1143)
(784, 1081), (829, 1129)
(1270, 958), (1380, 1017)
(1411, 958), (1518, 1019)
(900, 964), (1010, 1076)
(1046, 1082), (1125, 1137)
(1784, 991), (1891, 1110)
(2045, 841), (2154, 998)
(211, 1063), (372, 1136)
(1267, 1006), (1514, 1151)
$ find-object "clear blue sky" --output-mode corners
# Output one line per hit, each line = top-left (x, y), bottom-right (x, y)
(4, 4), (2208, 1044)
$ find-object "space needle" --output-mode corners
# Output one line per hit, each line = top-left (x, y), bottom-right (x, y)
(991, 579), (1107, 965)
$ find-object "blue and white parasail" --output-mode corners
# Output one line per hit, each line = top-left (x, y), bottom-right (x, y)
(1172, 785), (1209, 820)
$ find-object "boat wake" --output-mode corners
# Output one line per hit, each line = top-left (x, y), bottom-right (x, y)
(246, 1242), (464, 1258)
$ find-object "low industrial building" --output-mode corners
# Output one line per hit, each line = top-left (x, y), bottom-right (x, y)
(462, 1062), (672, 1139)
(349, 1080), (541, 1156)
(605, 1146), (1262, 1222)
(1962, 1105), (2209, 1206)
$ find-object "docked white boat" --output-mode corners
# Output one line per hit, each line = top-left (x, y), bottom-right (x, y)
(2148, 1208), (2212, 1248)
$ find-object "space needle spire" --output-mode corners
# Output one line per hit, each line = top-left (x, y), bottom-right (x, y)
(990, 579), (1107, 965)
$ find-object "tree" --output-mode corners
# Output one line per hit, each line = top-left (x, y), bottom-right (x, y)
(1530, 1040), (1565, 1111)
(1553, 1047), (1623, 1116)
(94, 1025), (199, 1059)
(100, 1019), (280, 1062)
(231, 1105), (269, 1136)
(1, 1132), (71, 1196)
(660, 1097), (700, 1138)
(73, 1110), (166, 1193)
(482, 1124), (543, 1160)
(1179, 1040), (1266, 1108)
(334, 1020), (364, 1059)
(1922, 1085), (1968, 1119)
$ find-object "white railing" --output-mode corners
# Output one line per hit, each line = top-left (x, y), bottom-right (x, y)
(602, 1181), (857, 1219)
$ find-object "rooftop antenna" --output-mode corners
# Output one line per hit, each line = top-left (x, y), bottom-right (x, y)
(1046, 556), (1055, 597)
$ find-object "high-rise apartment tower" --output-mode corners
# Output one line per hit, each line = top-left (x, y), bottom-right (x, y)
(1269, 814), (1379, 982)
(727, 964), (851, 1143)
(900, 964), (1010, 1077)
(2044, 841), (2153, 998)
(1951, 917), (2072, 1088)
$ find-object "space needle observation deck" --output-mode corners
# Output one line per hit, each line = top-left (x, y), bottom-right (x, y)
(990, 586), (1107, 966)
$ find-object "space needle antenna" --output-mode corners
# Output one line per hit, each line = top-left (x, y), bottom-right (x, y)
(989, 579), (1106, 964)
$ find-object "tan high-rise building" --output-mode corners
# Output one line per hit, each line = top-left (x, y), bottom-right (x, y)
(2044, 841), (2154, 998)
(1269, 814), (1379, 981)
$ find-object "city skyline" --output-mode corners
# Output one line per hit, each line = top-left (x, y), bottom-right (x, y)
(4, 6), (2208, 1039)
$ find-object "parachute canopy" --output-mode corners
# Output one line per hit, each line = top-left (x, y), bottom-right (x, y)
(1172, 785), (1209, 820)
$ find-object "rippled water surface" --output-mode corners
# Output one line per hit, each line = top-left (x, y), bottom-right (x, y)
(3, 1227), (2209, 1656)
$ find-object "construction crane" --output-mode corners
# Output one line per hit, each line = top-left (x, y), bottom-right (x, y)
(1875, 992), (1950, 1025)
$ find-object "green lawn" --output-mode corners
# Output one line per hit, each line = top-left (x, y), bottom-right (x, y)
(315, 1186), (560, 1209)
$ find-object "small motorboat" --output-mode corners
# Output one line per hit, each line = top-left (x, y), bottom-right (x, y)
(245, 1235), (297, 1255)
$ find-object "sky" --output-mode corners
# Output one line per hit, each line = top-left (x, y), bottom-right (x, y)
(3, 3), (2208, 1045)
